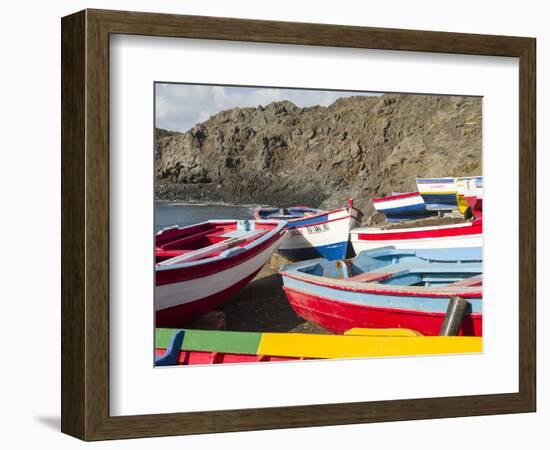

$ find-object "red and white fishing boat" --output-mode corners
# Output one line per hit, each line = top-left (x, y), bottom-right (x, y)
(155, 219), (287, 327)
(350, 218), (482, 254)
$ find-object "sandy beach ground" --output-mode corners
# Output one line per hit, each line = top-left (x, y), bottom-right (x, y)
(187, 254), (329, 334)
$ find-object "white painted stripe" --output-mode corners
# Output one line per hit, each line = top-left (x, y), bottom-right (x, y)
(373, 195), (423, 211)
(416, 180), (458, 194)
(155, 237), (283, 311)
(351, 234), (482, 254)
(350, 221), (476, 236)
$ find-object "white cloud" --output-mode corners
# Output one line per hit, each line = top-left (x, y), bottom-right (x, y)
(155, 84), (380, 132)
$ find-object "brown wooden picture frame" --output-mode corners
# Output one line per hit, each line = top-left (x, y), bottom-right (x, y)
(61, 9), (536, 441)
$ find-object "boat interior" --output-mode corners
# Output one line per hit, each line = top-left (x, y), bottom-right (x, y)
(286, 247), (483, 288)
(155, 221), (267, 265)
(258, 206), (323, 220)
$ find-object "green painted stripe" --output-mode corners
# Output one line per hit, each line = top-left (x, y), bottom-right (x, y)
(156, 328), (262, 355)
(156, 328), (182, 349)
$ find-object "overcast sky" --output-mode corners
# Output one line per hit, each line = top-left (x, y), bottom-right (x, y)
(155, 84), (380, 132)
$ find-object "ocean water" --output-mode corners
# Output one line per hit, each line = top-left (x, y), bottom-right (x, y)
(155, 201), (256, 232)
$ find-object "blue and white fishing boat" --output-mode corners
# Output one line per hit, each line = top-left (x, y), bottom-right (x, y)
(372, 191), (437, 222)
(254, 199), (363, 261)
(416, 177), (458, 211)
(280, 246), (483, 336)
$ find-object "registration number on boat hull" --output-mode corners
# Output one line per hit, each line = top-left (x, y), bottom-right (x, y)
(290, 223), (330, 236)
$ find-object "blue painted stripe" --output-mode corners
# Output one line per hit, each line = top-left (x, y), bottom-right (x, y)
(378, 203), (426, 214)
(282, 276), (483, 314)
(378, 203), (437, 221)
(286, 213), (329, 229)
(420, 193), (458, 210)
(417, 178), (456, 184)
(457, 176), (482, 182)
(155, 329), (185, 366)
(421, 193), (457, 203)
(278, 240), (349, 261)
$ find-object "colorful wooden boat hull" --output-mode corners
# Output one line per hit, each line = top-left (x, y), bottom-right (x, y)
(466, 178), (483, 216)
(456, 176), (483, 216)
(416, 177), (458, 210)
(155, 329), (300, 365)
(466, 194), (483, 217)
(282, 284), (482, 336)
(155, 220), (287, 327)
(155, 327), (482, 366)
(254, 200), (363, 261)
(350, 218), (482, 254)
(277, 201), (363, 261)
(372, 192), (437, 222)
(280, 247), (483, 336)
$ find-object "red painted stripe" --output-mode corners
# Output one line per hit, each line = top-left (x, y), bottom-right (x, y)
(156, 229), (284, 285)
(357, 221), (482, 241)
(447, 276), (483, 287)
(372, 192), (421, 203)
(154, 349), (300, 365)
(281, 272), (482, 299)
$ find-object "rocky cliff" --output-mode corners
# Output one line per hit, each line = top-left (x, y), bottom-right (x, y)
(155, 94), (482, 223)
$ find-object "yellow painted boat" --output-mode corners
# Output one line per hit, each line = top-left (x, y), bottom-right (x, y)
(258, 329), (482, 359)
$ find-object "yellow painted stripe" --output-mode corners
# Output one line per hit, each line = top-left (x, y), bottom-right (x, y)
(344, 328), (422, 337)
(419, 191), (457, 195)
(457, 195), (469, 214)
(257, 333), (482, 359)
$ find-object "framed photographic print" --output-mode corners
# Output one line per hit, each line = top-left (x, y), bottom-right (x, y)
(61, 9), (536, 441)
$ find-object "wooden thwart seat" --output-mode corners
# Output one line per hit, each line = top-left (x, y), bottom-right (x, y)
(348, 272), (394, 283)
(445, 276), (483, 288)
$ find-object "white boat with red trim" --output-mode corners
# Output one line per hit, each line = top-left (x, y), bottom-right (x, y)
(350, 218), (482, 254)
(155, 219), (287, 327)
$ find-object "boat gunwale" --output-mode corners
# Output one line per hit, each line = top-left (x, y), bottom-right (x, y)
(280, 266), (483, 298)
(372, 191), (423, 203)
(350, 218), (482, 237)
(254, 206), (328, 222)
(290, 208), (362, 230)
